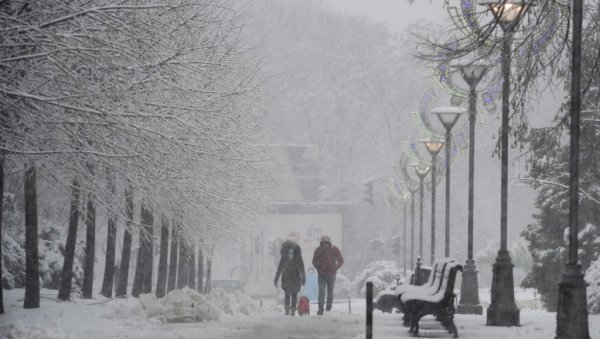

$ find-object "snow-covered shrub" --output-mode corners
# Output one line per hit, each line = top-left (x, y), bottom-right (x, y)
(1, 234), (26, 289)
(1, 218), (84, 290)
(586, 257), (600, 314)
(351, 260), (404, 297)
(334, 273), (352, 297)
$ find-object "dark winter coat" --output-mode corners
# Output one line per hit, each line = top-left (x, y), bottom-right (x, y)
(312, 244), (344, 278)
(274, 256), (306, 293)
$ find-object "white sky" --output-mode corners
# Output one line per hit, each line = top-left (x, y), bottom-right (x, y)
(322, 0), (449, 33)
(322, 0), (562, 127)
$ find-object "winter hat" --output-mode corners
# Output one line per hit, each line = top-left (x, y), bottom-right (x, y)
(287, 232), (300, 242)
(320, 235), (331, 243)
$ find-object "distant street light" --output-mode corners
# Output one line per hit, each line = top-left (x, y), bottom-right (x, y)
(405, 183), (419, 270)
(479, 0), (533, 327)
(414, 163), (431, 260)
(452, 54), (489, 316)
(423, 139), (444, 265)
(431, 106), (468, 259)
(400, 192), (411, 277)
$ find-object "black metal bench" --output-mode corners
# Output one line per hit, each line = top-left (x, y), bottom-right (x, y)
(400, 261), (463, 338)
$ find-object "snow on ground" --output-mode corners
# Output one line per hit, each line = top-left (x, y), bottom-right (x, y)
(1, 288), (599, 338)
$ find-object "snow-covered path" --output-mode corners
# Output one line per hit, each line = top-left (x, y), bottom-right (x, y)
(1, 288), (599, 338)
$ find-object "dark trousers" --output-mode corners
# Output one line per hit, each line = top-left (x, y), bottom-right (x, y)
(318, 274), (336, 312)
(284, 290), (298, 314)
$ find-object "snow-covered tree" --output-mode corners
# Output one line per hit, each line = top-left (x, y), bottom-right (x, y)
(1, 0), (267, 308)
(521, 2), (600, 312)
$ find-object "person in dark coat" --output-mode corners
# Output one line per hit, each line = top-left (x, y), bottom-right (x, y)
(274, 247), (306, 316)
(280, 238), (302, 259)
(312, 235), (344, 315)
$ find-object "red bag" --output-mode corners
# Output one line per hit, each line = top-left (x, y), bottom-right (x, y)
(297, 296), (310, 316)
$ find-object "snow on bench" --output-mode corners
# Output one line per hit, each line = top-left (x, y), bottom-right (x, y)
(374, 258), (455, 317)
(400, 261), (463, 338)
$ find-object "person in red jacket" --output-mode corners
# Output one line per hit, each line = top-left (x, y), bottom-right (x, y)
(311, 235), (344, 315)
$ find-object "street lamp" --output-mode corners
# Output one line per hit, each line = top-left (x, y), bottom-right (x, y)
(405, 183), (419, 272)
(452, 55), (489, 315)
(414, 163), (431, 261)
(556, 0), (590, 337)
(479, 0), (533, 327)
(431, 106), (468, 259)
(423, 139), (444, 265)
(400, 191), (411, 278)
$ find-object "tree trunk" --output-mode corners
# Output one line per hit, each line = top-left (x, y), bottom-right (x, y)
(167, 227), (178, 293)
(204, 256), (212, 294)
(132, 204), (153, 297)
(23, 164), (39, 308)
(197, 249), (203, 293)
(100, 215), (116, 298)
(188, 246), (196, 290)
(82, 196), (96, 299)
(0, 158), (4, 313)
(177, 238), (188, 289)
(156, 217), (169, 298)
(141, 206), (153, 294)
(58, 180), (80, 301)
(116, 187), (134, 297)
(131, 233), (145, 297)
(100, 174), (117, 298)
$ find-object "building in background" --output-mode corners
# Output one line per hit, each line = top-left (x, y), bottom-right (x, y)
(215, 145), (350, 297)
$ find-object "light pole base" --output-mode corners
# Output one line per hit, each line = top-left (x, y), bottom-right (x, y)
(458, 304), (483, 315)
(555, 263), (590, 339)
(486, 250), (519, 326)
(457, 259), (483, 315)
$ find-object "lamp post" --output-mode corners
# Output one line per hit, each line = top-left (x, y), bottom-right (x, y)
(479, 0), (532, 326)
(401, 192), (411, 278)
(556, 0), (590, 337)
(405, 183), (419, 271)
(423, 140), (444, 265)
(453, 56), (489, 315)
(414, 163), (431, 260)
(431, 106), (468, 259)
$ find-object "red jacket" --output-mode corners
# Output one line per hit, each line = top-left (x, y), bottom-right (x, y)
(312, 245), (344, 278)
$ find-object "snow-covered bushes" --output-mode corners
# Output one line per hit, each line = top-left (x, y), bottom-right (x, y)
(334, 273), (352, 297)
(351, 260), (404, 297)
(586, 257), (600, 314)
(1, 218), (84, 291)
(1, 234), (26, 289)
(137, 286), (260, 323)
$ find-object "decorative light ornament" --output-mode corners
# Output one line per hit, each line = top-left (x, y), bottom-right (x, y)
(446, 0), (569, 81)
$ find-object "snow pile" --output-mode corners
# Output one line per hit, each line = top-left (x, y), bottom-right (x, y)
(207, 287), (260, 315)
(137, 287), (220, 323)
(137, 287), (260, 323)
(0, 323), (74, 339)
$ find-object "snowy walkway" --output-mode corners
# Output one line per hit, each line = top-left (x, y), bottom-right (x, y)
(1, 289), (599, 338)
